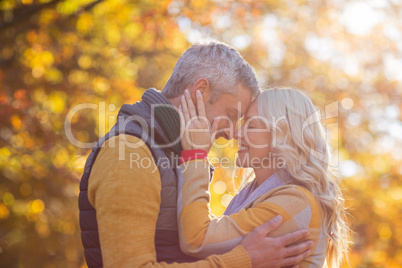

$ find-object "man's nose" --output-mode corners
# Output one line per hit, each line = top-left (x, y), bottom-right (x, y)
(226, 121), (240, 140)
(233, 128), (239, 140)
(223, 129), (233, 140)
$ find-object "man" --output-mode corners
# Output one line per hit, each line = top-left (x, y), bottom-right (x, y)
(79, 41), (313, 267)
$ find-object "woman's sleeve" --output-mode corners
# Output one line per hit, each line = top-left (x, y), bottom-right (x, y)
(177, 159), (320, 259)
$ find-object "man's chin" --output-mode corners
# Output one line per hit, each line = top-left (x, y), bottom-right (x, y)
(214, 133), (227, 140)
(213, 135), (231, 145)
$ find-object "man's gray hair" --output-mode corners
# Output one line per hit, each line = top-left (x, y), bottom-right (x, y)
(162, 40), (259, 103)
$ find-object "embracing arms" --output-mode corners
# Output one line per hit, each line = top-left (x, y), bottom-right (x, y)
(87, 134), (312, 268)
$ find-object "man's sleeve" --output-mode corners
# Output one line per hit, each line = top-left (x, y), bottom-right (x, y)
(87, 134), (251, 268)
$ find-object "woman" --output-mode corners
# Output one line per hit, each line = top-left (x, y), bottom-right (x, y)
(177, 88), (349, 267)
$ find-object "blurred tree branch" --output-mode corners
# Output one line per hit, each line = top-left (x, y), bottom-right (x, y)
(0, 0), (104, 67)
(75, 0), (104, 15)
(0, 0), (63, 33)
(0, 0), (104, 33)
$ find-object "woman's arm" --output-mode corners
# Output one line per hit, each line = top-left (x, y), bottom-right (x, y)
(177, 158), (319, 259)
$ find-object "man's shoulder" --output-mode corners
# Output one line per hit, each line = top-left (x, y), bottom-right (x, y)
(104, 133), (147, 147)
(95, 134), (154, 166)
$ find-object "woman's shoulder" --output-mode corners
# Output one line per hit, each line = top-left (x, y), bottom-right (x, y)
(254, 184), (322, 228)
(265, 184), (317, 202)
(270, 183), (317, 200)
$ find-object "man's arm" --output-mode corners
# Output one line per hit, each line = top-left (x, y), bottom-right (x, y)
(88, 134), (251, 267)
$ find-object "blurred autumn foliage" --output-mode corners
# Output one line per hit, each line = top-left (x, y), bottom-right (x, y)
(1, 0), (401, 267)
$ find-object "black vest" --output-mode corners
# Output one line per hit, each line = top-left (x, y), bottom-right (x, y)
(79, 89), (199, 267)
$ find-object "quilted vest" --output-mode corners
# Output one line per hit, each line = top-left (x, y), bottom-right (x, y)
(79, 88), (199, 267)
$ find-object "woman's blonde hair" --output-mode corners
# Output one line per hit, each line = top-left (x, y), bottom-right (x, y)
(249, 87), (350, 267)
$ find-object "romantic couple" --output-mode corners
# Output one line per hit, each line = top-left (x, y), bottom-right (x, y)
(78, 41), (349, 267)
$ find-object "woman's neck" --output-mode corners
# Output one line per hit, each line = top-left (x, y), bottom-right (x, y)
(254, 168), (276, 186)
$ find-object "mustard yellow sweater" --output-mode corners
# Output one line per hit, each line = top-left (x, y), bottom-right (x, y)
(88, 134), (251, 268)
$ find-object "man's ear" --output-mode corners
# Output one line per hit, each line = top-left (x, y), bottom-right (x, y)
(191, 78), (211, 100)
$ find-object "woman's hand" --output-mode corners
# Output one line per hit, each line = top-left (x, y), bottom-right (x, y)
(178, 89), (220, 152)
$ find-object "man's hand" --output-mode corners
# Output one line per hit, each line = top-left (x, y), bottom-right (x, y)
(241, 215), (314, 268)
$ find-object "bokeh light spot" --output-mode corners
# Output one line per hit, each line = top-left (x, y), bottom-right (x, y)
(213, 181), (227, 195)
(221, 194), (234, 208)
